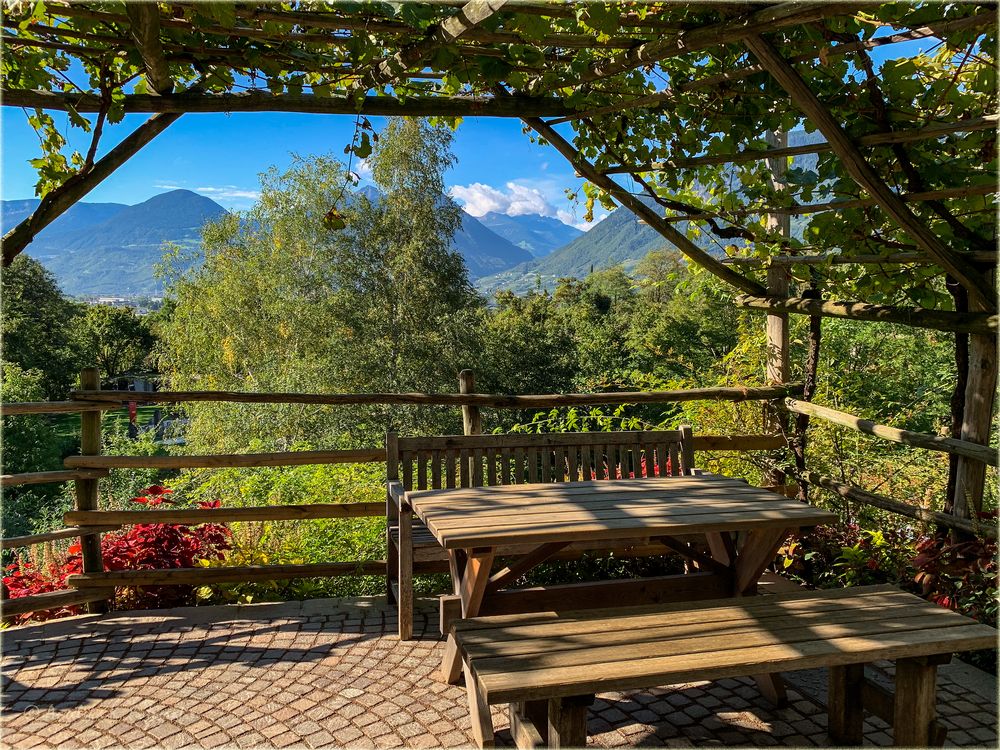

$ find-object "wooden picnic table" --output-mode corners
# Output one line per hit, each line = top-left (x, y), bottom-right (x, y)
(407, 473), (838, 686)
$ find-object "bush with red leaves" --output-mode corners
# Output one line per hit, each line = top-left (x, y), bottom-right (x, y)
(3, 486), (232, 622)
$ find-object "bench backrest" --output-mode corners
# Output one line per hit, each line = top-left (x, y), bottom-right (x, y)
(386, 428), (695, 490)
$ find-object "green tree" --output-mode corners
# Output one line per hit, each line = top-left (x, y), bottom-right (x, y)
(76, 304), (156, 383)
(0, 363), (68, 539)
(0, 256), (83, 398)
(161, 119), (481, 451)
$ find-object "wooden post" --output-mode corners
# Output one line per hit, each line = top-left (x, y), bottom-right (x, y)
(764, 130), (791, 489)
(74, 367), (107, 614)
(459, 369), (482, 484)
(828, 663), (865, 745)
(459, 369), (482, 436)
(546, 695), (593, 748)
(893, 658), (939, 747)
(953, 272), (997, 520)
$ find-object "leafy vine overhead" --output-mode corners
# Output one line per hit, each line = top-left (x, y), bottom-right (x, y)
(1, 1), (996, 309)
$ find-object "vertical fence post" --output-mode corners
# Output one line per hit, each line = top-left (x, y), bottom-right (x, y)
(459, 370), (482, 486)
(75, 367), (107, 613)
(952, 271), (997, 521)
(764, 130), (791, 490)
(459, 369), (482, 436)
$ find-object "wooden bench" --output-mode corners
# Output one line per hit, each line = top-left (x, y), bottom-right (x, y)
(452, 584), (997, 748)
(386, 429), (697, 639)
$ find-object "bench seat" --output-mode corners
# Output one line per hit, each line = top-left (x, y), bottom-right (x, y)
(453, 584), (996, 748)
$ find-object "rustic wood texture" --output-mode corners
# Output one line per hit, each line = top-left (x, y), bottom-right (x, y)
(65, 449), (385, 469)
(69, 384), (803, 407)
(453, 585), (996, 705)
(828, 663), (865, 745)
(1, 525), (119, 550)
(1, 87), (577, 119)
(953, 276), (998, 518)
(1, 469), (108, 487)
(65, 502), (384, 527)
(799, 471), (996, 539)
(410, 475), (836, 550)
(604, 114), (999, 173)
(784, 398), (998, 466)
(0, 588), (114, 617)
(124, 3), (173, 94)
(1, 401), (109, 415)
(736, 296), (997, 335)
(67, 561), (387, 588)
(75, 367), (106, 614)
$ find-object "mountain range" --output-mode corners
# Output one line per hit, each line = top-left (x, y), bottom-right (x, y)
(5, 129), (822, 298)
(3, 189), (544, 296)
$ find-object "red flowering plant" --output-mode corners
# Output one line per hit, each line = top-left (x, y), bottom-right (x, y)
(913, 517), (998, 624)
(3, 485), (232, 621)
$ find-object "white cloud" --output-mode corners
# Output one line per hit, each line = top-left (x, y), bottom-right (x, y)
(194, 185), (262, 201)
(451, 180), (610, 231)
(153, 182), (185, 190)
(353, 158), (373, 181)
(450, 181), (559, 218)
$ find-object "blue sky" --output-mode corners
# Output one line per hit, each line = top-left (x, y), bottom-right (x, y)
(1, 108), (605, 229)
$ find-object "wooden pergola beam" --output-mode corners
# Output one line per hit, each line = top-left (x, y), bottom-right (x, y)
(603, 115), (999, 173)
(665, 184), (997, 223)
(124, 2), (173, 94)
(743, 33), (996, 313)
(355, 0), (508, 93)
(725, 250), (997, 268)
(0, 87), (575, 119)
(735, 295), (998, 335)
(515, 106), (767, 297)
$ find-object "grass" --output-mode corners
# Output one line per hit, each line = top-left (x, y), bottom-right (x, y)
(51, 405), (164, 440)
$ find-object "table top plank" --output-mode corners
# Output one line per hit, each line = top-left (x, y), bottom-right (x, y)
(409, 476), (836, 549)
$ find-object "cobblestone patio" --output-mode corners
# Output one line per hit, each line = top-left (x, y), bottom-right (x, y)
(2, 597), (996, 748)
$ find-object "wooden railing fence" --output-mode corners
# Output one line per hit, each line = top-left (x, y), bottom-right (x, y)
(1, 362), (995, 620)
(1, 369), (799, 619)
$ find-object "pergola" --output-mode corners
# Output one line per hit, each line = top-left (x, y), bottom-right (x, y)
(1, 1), (996, 527)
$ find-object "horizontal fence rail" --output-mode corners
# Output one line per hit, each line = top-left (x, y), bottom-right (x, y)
(784, 398), (998, 466)
(62, 435), (785, 473)
(1, 469), (109, 487)
(797, 471), (997, 539)
(65, 502), (385, 527)
(1, 589), (114, 618)
(65, 449), (385, 470)
(68, 384), (804, 408)
(1, 400), (109, 416)
(67, 561), (388, 588)
(1, 526), (120, 550)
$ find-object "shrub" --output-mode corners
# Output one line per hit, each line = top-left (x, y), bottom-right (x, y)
(3, 486), (232, 622)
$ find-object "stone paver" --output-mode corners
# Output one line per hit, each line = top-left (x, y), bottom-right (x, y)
(1, 596), (996, 748)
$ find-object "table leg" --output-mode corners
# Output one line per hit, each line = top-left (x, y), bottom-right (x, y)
(731, 527), (794, 707)
(441, 547), (495, 684)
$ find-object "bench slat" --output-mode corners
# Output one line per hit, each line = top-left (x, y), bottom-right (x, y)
(476, 623), (996, 704)
(472, 611), (970, 675)
(452, 584), (904, 634)
(454, 586), (996, 705)
(456, 595), (943, 650)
